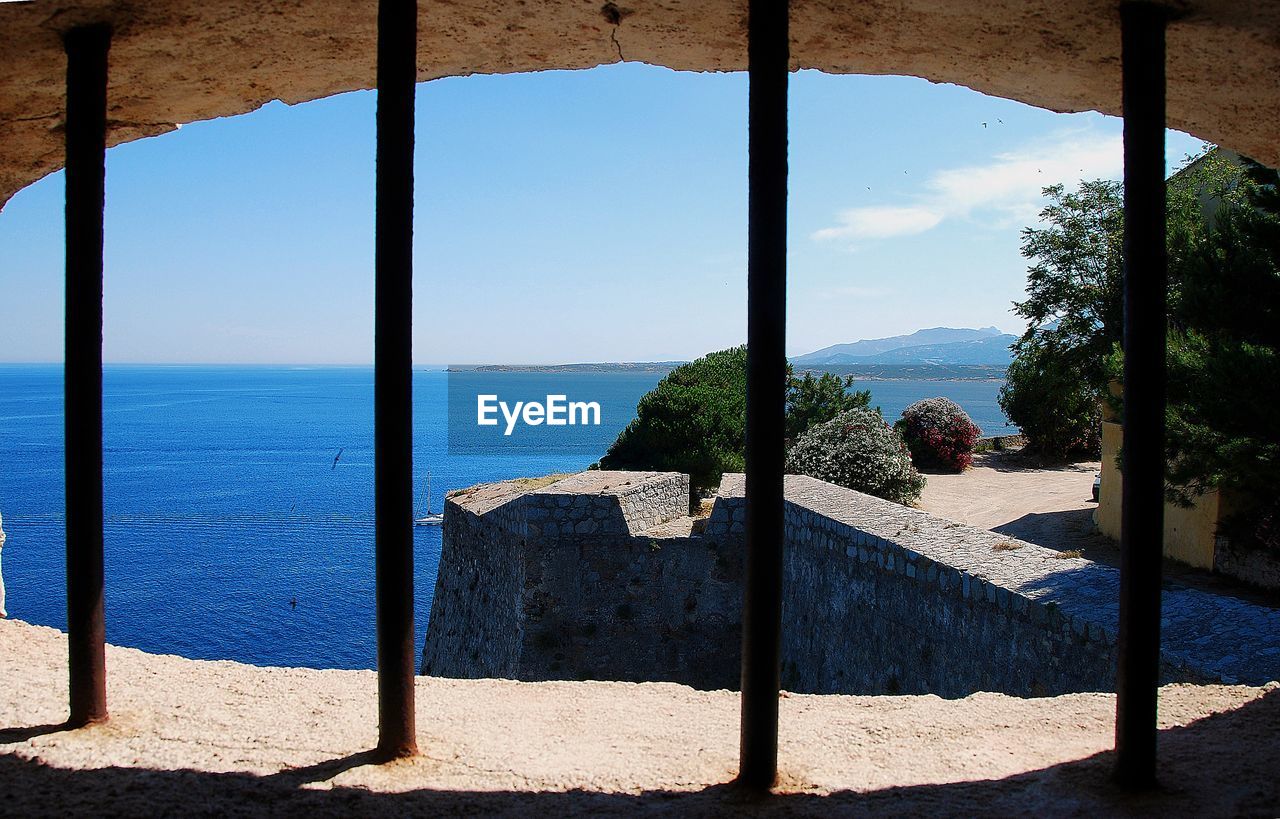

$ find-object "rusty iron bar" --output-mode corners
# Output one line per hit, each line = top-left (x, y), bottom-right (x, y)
(739, 0), (789, 792)
(64, 22), (112, 729)
(1115, 0), (1169, 789)
(374, 0), (418, 759)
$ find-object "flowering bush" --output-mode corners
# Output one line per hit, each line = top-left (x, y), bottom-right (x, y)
(895, 397), (981, 472)
(785, 407), (924, 505)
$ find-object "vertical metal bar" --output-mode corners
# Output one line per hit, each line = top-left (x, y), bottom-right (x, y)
(375, 0), (418, 759)
(64, 23), (111, 729)
(739, 0), (789, 793)
(1115, 0), (1167, 789)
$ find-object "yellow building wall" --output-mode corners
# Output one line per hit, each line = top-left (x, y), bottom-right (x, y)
(1163, 491), (1221, 569)
(1094, 417), (1219, 570)
(1095, 420), (1124, 541)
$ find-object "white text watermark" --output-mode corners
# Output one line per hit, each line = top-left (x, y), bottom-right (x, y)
(477, 394), (602, 435)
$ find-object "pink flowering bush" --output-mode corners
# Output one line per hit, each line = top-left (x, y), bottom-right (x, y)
(895, 397), (981, 472)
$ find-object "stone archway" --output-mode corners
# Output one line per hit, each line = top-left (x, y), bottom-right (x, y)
(3, 0), (1279, 209)
(4, 0), (1276, 792)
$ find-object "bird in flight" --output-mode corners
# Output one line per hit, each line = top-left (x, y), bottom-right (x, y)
(332, 448), (344, 470)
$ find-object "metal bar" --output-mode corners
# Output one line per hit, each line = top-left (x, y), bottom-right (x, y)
(739, 0), (789, 792)
(64, 23), (111, 729)
(1115, 0), (1168, 789)
(374, 0), (418, 759)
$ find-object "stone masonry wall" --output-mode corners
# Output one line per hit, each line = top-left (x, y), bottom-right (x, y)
(422, 471), (746, 690)
(523, 471), (690, 539)
(422, 494), (526, 679)
(425, 471), (1280, 695)
(1215, 535), (1280, 593)
(709, 474), (1279, 694)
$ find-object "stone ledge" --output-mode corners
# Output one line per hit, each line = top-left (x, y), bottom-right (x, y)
(447, 470), (690, 539)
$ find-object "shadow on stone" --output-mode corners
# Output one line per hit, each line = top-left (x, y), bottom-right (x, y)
(0, 723), (71, 743)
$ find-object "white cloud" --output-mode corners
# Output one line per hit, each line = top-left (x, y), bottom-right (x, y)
(811, 205), (943, 242)
(812, 131), (1123, 244)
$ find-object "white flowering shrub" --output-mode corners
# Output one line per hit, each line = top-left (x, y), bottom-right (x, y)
(785, 407), (925, 505)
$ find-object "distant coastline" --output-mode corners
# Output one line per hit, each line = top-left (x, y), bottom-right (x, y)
(448, 362), (684, 374)
(449, 362), (1006, 381)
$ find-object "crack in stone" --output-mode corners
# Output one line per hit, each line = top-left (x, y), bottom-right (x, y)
(5, 113), (61, 125)
(610, 25), (625, 62)
(601, 2), (625, 62)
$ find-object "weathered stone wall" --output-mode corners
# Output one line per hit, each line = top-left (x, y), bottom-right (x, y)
(422, 471), (747, 689)
(523, 471), (691, 539)
(1216, 535), (1280, 593)
(425, 470), (1280, 694)
(7, 2), (1280, 211)
(422, 492), (526, 678)
(514, 530), (744, 688)
(721, 475), (1278, 693)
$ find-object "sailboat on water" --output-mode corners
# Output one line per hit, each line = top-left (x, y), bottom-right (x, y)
(415, 471), (444, 527)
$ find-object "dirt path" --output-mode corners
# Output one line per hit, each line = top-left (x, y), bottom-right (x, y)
(919, 451), (1100, 545)
(2, 619), (1278, 816)
(918, 451), (1280, 608)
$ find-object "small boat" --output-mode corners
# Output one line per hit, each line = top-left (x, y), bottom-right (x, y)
(415, 471), (444, 527)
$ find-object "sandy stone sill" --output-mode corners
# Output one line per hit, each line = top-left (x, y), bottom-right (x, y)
(2, 618), (1276, 816)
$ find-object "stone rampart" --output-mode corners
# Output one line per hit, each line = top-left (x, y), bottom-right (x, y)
(715, 475), (1279, 695)
(422, 471), (746, 689)
(424, 471), (1280, 695)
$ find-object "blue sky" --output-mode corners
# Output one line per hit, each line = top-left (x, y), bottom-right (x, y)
(0, 64), (1206, 365)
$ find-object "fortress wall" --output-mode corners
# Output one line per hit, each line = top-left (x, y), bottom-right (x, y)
(425, 472), (1280, 693)
(423, 471), (746, 689)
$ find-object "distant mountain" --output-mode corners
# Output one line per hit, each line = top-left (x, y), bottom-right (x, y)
(851, 334), (1017, 365)
(793, 327), (1014, 367)
(793, 327), (1004, 365)
(790, 363), (1007, 381)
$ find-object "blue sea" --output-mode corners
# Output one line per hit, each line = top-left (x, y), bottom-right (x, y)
(0, 365), (1010, 670)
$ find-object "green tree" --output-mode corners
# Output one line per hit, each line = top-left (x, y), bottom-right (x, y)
(999, 155), (1235, 457)
(601, 350), (875, 496)
(1003, 148), (1279, 552)
(600, 346), (748, 495)
(1162, 158), (1280, 514)
(1013, 179), (1125, 390)
(999, 180), (1124, 455)
(784, 369), (871, 443)
(999, 338), (1102, 457)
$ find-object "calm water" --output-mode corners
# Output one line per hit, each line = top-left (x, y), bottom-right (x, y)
(0, 365), (1009, 669)
(854, 379), (1014, 438)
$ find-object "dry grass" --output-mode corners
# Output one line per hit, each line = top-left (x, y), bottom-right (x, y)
(444, 473), (574, 502)
(509, 473), (574, 491)
(992, 541), (1024, 552)
(1054, 549), (1085, 559)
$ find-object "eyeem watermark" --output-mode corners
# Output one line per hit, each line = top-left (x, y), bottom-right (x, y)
(477, 394), (601, 436)
(448, 368), (657, 455)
